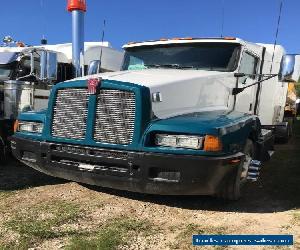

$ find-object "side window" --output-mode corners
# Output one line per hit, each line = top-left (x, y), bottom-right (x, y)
(238, 52), (258, 83)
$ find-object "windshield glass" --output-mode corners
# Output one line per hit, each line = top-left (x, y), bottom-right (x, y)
(122, 42), (241, 72)
(0, 66), (12, 80)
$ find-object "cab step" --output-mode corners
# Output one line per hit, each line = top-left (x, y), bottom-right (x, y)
(247, 160), (262, 182)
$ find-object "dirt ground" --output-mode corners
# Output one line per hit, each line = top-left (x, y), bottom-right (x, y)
(0, 123), (299, 250)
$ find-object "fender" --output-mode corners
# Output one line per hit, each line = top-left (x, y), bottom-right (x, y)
(144, 110), (261, 156)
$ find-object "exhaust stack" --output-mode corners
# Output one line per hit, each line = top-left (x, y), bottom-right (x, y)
(67, 0), (87, 77)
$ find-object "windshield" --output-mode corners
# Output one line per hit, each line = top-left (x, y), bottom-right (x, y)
(122, 42), (241, 72)
(0, 66), (12, 80)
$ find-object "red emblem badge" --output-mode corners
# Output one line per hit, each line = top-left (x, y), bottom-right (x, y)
(88, 78), (101, 94)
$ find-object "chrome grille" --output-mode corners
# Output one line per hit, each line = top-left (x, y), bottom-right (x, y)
(94, 89), (135, 144)
(52, 88), (90, 140)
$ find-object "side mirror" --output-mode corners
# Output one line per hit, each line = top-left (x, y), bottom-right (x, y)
(40, 51), (57, 82)
(279, 54), (300, 82)
(88, 60), (101, 75)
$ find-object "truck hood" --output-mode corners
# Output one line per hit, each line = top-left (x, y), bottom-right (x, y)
(75, 69), (236, 119)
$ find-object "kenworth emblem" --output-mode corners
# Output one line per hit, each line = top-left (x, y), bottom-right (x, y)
(88, 78), (101, 94)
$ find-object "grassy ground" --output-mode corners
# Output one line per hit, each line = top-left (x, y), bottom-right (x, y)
(0, 121), (299, 249)
(66, 217), (155, 250)
(2, 201), (82, 249)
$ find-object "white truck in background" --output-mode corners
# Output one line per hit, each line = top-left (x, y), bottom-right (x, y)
(0, 42), (124, 160)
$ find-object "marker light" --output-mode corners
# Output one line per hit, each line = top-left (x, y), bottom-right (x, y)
(203, 135), (222, 152)
(155, 134), (203, 150)
(17, 121), (44, 134)
(223, 37), (236, 40)
(16, 42), (25, 47)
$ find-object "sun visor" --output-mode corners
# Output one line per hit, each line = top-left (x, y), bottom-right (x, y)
(0, 52), (19, 64)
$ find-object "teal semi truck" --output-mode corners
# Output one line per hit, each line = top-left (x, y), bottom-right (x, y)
(10, 37), (300, 200)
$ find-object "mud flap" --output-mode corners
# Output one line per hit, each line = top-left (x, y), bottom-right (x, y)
(274, 122), (290, 142)
(256, 129), (275, 162)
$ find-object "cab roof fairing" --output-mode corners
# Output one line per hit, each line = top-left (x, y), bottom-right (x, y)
(0, 47), (30, 53)
(38, 42), (113, 64)
(0, 52), (19, 64)
(0, 42), (115, 65)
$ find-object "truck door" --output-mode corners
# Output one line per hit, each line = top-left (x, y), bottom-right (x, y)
(235, 51), (260, 114)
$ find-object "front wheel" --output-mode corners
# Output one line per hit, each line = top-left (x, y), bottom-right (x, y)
(217, 139), (254, 200)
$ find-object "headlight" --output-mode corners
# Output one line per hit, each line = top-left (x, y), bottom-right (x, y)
(17, 121), (44, 133)
(155, 134), (203, 149)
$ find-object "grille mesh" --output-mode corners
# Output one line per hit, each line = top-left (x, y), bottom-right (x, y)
(52, 88), (90, 139)
(94, 89), (135, 144)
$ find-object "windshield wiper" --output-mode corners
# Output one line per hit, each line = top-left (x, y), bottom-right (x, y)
(144, 64), (195, 69)
(143, 64), (162, 68)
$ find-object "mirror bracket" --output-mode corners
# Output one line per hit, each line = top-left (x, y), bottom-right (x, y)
(232, 73), (278, 95)
(232, 87), (244, 95)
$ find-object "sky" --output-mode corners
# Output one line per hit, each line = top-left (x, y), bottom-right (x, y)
(0, 0), (299, 53)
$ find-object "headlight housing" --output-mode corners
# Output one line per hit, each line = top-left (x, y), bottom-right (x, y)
(17, 121), (44, 134)
(155, 134), (203, 149)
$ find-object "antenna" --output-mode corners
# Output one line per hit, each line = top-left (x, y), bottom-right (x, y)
(40, 0), (46, 42)
(220, 0), (225, 37)
(98, 19), (106, 73)
(270, 0), (284, 74)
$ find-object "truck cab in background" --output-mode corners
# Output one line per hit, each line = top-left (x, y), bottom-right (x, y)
(0, 47), (61, 161)
(11, 37), (300, 200)
(0, 42), (124, 161)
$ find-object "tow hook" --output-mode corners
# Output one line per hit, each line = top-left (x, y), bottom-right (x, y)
(247, 160), (262, 182)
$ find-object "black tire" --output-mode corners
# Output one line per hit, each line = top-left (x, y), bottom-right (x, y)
(217, 139), (254, 201)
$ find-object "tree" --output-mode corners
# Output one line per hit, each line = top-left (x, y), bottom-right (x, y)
(297, 81), (300, 97)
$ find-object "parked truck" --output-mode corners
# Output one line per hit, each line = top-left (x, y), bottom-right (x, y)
(281, 82), (299, 140)
(0, 42), (123, 161)
(10, 37), (300, 200)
